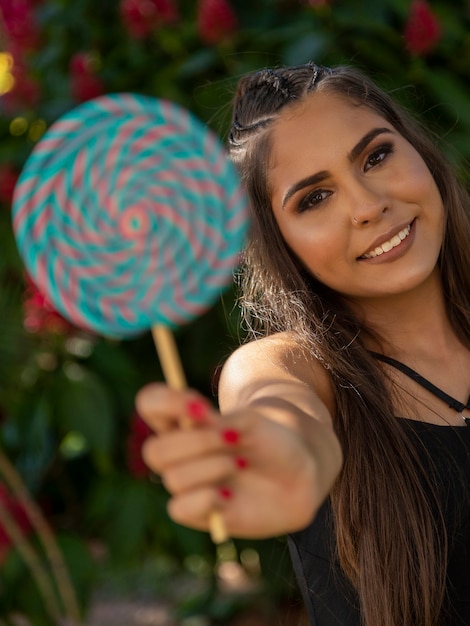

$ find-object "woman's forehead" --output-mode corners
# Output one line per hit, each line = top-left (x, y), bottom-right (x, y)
(269, 92), (390, 167)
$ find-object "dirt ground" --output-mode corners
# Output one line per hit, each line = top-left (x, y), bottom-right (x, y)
(86, 598), (178, 626)
(84, 552), (308, 626)
(86, 597), (309, 626)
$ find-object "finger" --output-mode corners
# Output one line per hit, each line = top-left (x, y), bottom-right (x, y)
(161, 453), (239, 496)
(168, 487), (228, 532)
(142, 427), (230, 473)
(135, 383), (216, 433)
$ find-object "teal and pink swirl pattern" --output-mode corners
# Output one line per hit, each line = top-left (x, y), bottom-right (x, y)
(12, 94), (250, 337)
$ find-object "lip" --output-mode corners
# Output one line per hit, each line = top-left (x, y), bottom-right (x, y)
(357, 219), (416, 263)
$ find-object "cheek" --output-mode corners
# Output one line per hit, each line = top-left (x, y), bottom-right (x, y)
(404, 162), (441, 205)
(281, 224), (343, 278)
(418, 178), (445, 228)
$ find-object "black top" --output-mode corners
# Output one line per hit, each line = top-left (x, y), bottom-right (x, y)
(288, 419), (470, 625)
(370, 351), (470, 423)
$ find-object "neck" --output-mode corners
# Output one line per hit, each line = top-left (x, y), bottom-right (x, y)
(350, 270), (461, 361)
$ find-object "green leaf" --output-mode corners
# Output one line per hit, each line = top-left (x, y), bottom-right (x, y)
(56, 533), (96, 609)
(86, 339), (140, 413)
(423, 68), (470, 130)
(106, 480), (152, 561)
(15, 394), (56, 491)
(179, 49), (219, 77)
(86, 477), (155, 563)
(283, 32), (330, 66)
(0, 279), (29, 385)
(57, 365), (116, 470)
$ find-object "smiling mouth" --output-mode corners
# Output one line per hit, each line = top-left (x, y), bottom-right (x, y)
(360, 223), (412, 259)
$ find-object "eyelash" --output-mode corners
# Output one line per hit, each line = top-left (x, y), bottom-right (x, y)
(296, 142), (395, 213)
(298, 189), (331, 213)
(364, 142), (394, 171)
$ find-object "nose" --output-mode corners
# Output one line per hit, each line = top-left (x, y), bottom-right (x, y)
(349, 178), (389, 226)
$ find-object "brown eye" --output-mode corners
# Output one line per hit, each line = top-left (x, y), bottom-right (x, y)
(298, 189), (331, 213)
(364, 143), (393, 172)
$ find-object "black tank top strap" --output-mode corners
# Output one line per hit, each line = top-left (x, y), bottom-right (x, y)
(369, 351), (470, 415)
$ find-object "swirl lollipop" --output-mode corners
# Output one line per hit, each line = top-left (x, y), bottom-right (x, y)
(12, 93), (250, 543)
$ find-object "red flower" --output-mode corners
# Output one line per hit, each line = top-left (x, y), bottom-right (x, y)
(1, 57), (41, 113)
(404, 0), (442, 55)
(0, 1), (41, 112)
(23, 275), (76, 335)
(0, 0), (39, 52)
(0, 483), (33, 563)
(197, 0), (238, 46)
(0, 164), (20, 206)
(120, 0), (179, 39)
(126, 412), (153, 479)
(69, 52), (105, 103)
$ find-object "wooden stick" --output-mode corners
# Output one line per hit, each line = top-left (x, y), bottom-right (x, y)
(151, 325), (187, 391)
(151, 324), (228, 544)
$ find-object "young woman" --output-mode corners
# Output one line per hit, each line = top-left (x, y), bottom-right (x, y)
(136, 63), (470, 625)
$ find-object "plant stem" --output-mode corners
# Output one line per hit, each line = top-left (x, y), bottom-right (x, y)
(0, 500), (62, 623)
(0, 451), (82, 623)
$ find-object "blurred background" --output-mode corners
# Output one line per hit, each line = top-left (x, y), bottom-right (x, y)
(1, 0), (470, 624)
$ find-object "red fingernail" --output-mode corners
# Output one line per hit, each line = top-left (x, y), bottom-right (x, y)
(186, 399), (208, 421)
(219, 486), (233, 500)
(221, 429), (240, 445)
(235, 457), (248, 469)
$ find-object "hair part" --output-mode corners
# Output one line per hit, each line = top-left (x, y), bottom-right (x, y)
(228, 63), (470, 626)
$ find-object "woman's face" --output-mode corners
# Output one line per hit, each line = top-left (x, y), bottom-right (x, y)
(268, 91), (445, 303)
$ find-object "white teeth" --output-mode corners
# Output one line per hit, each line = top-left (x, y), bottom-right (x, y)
(362, 224), (411, 259)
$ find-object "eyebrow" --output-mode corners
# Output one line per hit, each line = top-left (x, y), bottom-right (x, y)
(348, 127), (393, 162)
(281, 126), (394, 209)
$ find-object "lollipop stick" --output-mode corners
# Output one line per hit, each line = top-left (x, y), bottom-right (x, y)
(151, 325), (187, 391)
(151, 324), (228, 544)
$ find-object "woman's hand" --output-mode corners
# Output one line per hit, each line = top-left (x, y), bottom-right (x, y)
(135, 383), (325, 539)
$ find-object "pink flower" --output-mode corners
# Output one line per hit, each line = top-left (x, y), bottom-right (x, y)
(0, 483), (33, 564)
(197, 0), (238, 46)
(69, 52), (105, 103)
(119, 0), (179, 39)
(404, 0), (442, 55)
(23, 275), (76, 336)
(126, 412), (153, 479)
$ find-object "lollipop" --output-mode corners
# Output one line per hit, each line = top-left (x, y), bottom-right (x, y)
(12, 93), (250, 542)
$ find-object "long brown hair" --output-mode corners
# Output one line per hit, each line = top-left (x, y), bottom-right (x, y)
(227, 63), (470, 626)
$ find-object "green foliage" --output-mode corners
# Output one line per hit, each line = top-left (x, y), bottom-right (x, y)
(1, 0), (470, 623)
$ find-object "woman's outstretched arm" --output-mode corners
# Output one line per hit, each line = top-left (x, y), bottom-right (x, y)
(136, 334), (343, 539)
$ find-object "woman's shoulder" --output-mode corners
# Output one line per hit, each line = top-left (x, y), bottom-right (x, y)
(219, 332), (335, 416)
(222, 331), (313, 368)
